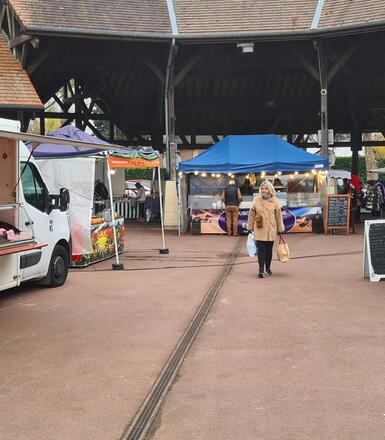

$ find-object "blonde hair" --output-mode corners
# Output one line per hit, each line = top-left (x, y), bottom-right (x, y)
(259, 180), (276, 197)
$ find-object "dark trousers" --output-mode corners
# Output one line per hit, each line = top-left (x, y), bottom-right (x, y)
(256, 240), (274, 273)
(138, 202), (145, 219)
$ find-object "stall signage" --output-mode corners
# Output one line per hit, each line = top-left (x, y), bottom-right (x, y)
(325, 194), (350, 234)
(108, 156), (160, 169)
(192, 206), (321, 235)
(364, 220), (385, 282)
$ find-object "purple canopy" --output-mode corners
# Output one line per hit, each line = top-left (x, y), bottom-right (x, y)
(26, 126), (111, 157)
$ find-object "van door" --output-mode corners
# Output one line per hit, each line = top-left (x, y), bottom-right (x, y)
(19, 161), (52, 280)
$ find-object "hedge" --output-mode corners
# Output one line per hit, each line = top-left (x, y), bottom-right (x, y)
(332, 157), (385, 182)
(125, 168), (168, 180)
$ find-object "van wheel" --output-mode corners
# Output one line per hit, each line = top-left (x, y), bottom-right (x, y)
(47, 245), (69, 287)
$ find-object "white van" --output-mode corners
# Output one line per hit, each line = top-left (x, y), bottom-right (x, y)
(0, 118), (71, 291)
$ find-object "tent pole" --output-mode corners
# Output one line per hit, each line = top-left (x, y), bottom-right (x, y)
(107, 159), (124, 270)
(177, 173), (181, 236)
(158, 165), (169, 254)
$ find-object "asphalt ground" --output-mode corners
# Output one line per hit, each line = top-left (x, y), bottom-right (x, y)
(0, 225), (384, 440)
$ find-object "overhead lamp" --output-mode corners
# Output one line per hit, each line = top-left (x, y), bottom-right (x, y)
(237, 42), (254, 53)
(178, 172), (183, 177)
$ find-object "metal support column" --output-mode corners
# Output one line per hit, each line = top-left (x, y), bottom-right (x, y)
(165, 39), (177, 180)
(315, 40), (329, 168)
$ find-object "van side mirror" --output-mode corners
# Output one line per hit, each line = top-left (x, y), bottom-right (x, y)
(59, 188), (70, 211)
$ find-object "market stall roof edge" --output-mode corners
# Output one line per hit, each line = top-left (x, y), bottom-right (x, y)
(179, 134), (327, 173)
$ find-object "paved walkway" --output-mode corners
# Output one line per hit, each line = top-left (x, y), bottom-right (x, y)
(0, 225), (384, 440)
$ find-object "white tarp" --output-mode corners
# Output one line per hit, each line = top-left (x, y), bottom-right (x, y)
(38, 157), (95, 255)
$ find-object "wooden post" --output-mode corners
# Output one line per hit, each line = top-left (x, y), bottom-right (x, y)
(351, 128), (361, 176)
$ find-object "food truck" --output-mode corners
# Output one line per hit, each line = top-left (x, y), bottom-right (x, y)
(0, 118), (71, 292)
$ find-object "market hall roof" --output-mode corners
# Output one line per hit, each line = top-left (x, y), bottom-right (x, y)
(0, 34), (42, 109)
(6, 0), (385, 40)
(7, 0), (172, 38)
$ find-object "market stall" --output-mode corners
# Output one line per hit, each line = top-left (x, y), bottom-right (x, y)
(26, 126), (126, 267)
(106, 148), (168, 256)
(179, 134), (328, 234)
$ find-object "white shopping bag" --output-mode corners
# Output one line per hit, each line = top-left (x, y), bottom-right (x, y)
(246, 232), (257, 257)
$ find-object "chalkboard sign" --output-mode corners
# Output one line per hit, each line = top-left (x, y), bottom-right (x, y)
(364, 220), (385, 282)
(325, 195), (350, 234)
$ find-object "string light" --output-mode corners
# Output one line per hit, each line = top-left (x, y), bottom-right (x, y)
(277, 171), (282, 175)
(228, 173), (232, 177)
(211, 173), (216, 177)
(294, 171), (298, 175)
(231, 174), (235, 178)
(194, 171), (198, 175)
(201, 172), (207, 177)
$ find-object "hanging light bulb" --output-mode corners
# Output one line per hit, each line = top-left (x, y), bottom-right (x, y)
(194, 171), (198, 175)
(278, 171), (282, 175)
(228, 172), (232, 177)
(294, 171), (299, 175)
(201, 172), (207, 177)
(211, 173), (216, 177)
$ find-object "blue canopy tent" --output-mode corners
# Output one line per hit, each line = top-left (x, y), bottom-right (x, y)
(179, 134), (327, 173)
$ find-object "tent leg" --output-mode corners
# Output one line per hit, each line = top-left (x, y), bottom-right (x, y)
(177, 174), (181, 236)
(158, 165), (169, 254)
(107, 159), (124, 270)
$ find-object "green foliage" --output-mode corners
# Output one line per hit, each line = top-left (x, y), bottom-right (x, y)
(332, 157), (367, 181)
(332, 157), (385, 182)
(125, 168), (168, 180)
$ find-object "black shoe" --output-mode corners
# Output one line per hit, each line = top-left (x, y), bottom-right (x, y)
(266, 269), (272, 276)
(258, 272), (264, 278)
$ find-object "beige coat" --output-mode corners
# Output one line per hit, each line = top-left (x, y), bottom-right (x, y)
(247, 196), (285, 241)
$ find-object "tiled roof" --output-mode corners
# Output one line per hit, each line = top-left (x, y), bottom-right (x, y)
(9, 0), (172, 36)
(0, 35), (42, 108)
(6, 0), (385, 38)
(318, 0), (385, 30)
(173, 0), (319, 35)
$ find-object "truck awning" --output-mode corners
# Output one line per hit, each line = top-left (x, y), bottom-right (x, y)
(0, 130), (124, 152)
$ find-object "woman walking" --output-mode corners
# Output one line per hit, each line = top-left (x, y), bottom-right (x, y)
(247, 180), (285, 278)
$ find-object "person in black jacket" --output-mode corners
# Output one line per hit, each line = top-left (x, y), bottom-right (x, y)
(221, 179), (242, 236)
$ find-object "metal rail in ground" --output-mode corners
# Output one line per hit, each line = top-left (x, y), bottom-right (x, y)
(120, 237), (244, 440)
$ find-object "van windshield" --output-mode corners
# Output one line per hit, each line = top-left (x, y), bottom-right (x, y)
(20, 162), (47, 212)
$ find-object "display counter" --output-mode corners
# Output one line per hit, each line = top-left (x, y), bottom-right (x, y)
(0, 204), (41, 255)
(71, 216), (125, 267)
